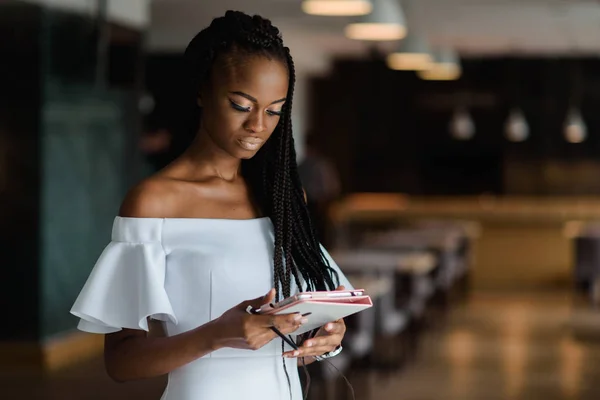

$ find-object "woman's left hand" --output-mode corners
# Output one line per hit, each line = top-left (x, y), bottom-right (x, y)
(283, 286), (347, 360)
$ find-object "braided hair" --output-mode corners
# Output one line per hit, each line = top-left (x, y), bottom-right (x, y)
(183, 11), (340, 302)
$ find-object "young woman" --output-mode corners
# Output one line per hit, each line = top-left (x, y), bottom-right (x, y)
(71, 10), (352, 400)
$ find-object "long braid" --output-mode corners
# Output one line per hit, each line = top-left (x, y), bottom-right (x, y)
(280, 47), (301, 297)
(272, 112), (288, 299)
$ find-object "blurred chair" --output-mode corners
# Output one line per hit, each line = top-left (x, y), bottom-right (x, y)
(331, 249), (437, 368)
(364, 228), (465, 310)
(572, 222), (600, 305)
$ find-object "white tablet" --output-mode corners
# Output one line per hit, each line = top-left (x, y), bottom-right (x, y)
(258, 290), (373, 335)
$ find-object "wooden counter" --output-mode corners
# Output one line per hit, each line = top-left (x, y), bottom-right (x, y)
(331, 194), (600, 290)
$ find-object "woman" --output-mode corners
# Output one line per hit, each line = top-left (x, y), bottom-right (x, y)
(70, 10), (353, 400)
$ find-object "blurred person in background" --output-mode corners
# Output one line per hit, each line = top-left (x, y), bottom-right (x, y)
(298, 133), (341, 246)
(70, 10), (353, 400)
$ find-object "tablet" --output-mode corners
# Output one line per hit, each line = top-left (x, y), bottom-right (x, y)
(258, 290), (373, 335)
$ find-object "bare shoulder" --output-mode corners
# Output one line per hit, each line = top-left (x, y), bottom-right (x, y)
(119, 177), (179, 218)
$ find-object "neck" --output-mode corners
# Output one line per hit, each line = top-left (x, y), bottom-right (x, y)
(181, 127), (242, 182)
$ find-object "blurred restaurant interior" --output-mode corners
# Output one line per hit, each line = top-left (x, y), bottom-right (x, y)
(3, 0), (600, 399)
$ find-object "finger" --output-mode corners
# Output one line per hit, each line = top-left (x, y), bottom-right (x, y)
(255, 313), (306, 328)
(322, 321), (345, 334)
(244, 288), (276, 309)
(284, 344), (339, 358)
(283, 336), (341, 357)
(274, 314), (308, 333)
(302, 335), (342, 350)
(335, 285), (346, 291)
(263, 288), (276, 305)
(314, 320), (345, 337)
(283, 349), (301, 357)
(277, 321), (303, 335)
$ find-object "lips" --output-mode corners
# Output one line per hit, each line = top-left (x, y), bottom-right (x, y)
(237, 137), (264, 151)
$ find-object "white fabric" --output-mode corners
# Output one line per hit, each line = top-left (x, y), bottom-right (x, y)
(70, 216), (352, 400)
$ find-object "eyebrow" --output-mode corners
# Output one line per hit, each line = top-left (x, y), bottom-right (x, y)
(230, 91), (286, 105)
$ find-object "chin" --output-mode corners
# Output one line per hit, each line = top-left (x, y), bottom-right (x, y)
(239, 153), (257, 160)
(228, 147), (259, 160)
(232, 141), (265, 159)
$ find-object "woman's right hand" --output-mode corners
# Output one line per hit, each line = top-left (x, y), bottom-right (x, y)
(212, 289), (306, 351)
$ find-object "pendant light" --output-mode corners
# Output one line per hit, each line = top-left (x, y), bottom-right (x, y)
(302, 0), (373, 16)
(387, 34), (432, 71)
(418, 48), (461, 80)
(345, 0), (407, 41)
(564, 61), (587, 144)
(564, 108), (587, 144)
(450, 107), (475, 141)
(386, 1), (432, 71)
(504, 60), (529, 142)
(505, 109), (529, 142)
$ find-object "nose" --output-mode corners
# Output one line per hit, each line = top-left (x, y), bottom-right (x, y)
(244, 110), (266, 133)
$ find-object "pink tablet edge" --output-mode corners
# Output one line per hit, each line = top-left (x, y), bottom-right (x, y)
(262, 296), (373, 315)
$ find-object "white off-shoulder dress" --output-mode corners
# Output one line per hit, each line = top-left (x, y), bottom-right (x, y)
(70, 216), (352, 400)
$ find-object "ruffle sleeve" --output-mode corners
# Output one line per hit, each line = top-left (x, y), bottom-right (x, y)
(70, 217), (177, 334)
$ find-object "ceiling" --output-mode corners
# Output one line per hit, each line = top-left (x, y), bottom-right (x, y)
(148, 0), (600, 71)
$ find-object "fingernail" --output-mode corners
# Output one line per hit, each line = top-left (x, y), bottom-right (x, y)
(306, 341), (313, 347)
(326, 323), (333, 331)
(293, 351), (299, 356)
(294, 314), (303, 322)
(301, 318), (309, 324)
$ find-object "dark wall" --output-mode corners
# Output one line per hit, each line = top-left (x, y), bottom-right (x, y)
(38, 10), (143, 339)
(0, 1), (145, 341)
(0, 2), (43, 341)
(309, 56), (600, 196)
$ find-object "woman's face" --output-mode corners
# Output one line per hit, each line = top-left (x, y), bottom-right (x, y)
(198, 54), (289, 159)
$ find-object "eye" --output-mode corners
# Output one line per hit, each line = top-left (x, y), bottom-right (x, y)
(229, 99), (250, 112)
(267, 109), (283, 117)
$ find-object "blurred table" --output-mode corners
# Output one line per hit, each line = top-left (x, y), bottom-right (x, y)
(331, 250), (436, 275)
(330, 193), (600, 290)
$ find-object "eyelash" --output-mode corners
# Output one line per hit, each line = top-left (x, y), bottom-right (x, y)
(229, 100), (283, 116)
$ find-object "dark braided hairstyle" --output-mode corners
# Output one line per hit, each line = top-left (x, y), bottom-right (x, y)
(183, 11), (340, 302)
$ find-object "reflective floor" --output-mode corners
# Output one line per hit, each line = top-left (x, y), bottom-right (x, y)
(371, 291), (600, 400)
(5, 291), (600, 400)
